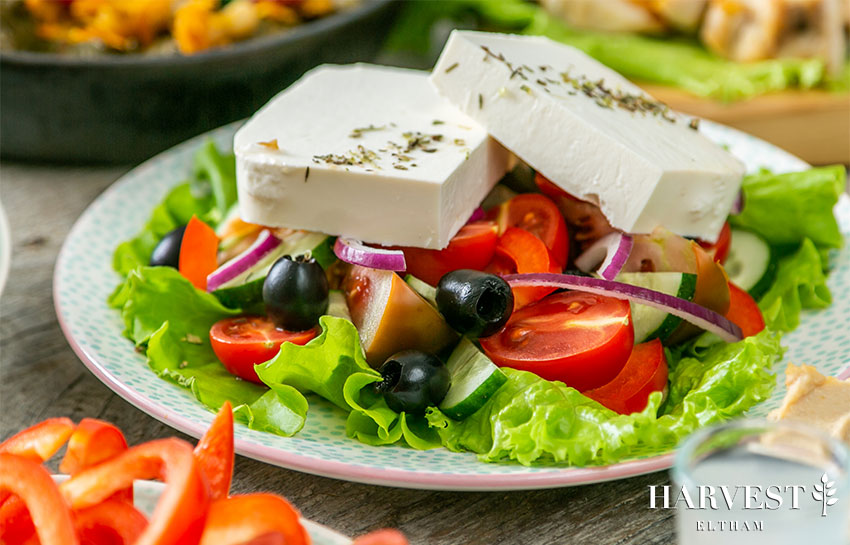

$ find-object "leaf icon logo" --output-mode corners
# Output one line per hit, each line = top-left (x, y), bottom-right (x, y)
(813, 472), (839, 517)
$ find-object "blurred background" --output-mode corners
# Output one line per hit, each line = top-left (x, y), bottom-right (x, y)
(1, 0), (848, 165)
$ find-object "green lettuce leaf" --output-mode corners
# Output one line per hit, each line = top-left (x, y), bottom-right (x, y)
(758, 239), (832, 332)
(730, 166), (845, 249)
(110, 266), (306, 435)
(426, 330), (782, 466)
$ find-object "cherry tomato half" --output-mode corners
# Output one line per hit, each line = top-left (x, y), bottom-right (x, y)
(480, 291), (634, 391)
(582, 339), (668, 415)
(398, 221), (499, 286)
(724, 282), (765, 338)
(697, 221), (732, 264)
(490, 193), (568, 267)
(210, 316), (319, 383)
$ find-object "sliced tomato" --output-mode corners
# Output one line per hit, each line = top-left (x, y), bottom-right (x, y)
(582, 339), (668, 415)
(480, 291), (634, 391)
(724, 282), (766, 338)
(352, 529), (410, 545)
(490, 193), (568, 267)
(198, 494), (308, 545)
(490, 227), (559, 309)
(73, 499), (148, 545)
(0, 454), (79, 545)
(210, 316), (319, 383)
(179, 215), (220, 291)
(534, 173), (615, 252)
(194, 401), (234, 501)
(697, 221), (732, 264)
(398, 221), (498, 286)
(60, 438), (210, 545)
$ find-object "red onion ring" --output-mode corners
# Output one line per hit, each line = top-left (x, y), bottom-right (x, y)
(334, 237), (406, 271)
(574, 233), (633, 280)
(207, 229), (281, 292)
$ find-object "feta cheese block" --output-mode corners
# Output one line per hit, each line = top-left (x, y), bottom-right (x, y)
(234, 64), (509, 249)
(430, 31), (745, 243)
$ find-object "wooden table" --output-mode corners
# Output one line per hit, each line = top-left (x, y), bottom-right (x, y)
(0, 161), (674, 544)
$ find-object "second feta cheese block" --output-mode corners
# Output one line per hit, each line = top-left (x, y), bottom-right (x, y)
(430, 31), (745, 243)
(234, 64), (509, 249)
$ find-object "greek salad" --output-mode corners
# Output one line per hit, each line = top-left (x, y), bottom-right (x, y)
(108, 33), (846, 467)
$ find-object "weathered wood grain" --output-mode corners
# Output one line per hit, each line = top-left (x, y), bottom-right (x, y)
(0, 162), (675, 544)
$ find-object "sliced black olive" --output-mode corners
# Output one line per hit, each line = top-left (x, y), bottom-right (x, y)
(263, 254), (329, 331)
(149, 225), (186, 268)
(436, 270), (513, 338)
(373, 350), (450, 415)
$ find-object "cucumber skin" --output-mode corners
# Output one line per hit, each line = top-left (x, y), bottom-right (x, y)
(440, 370), (507, 421)
(645, 272), (697, 342)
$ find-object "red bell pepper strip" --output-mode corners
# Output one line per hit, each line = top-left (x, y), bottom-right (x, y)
(0, 495), (37, 545)
(73, 498), (149, 545)
(193, 401), (234, 501)
(491, 227), (559, 309)
(198, 493), (308, 545)
(0, 453), (79, 545)
(61, 438), (210, 545)
(60, 418), (132, 502)
(724, 282), (766, 338)
(179, 215), (219, 290)
(0, 417), (75, 462)
(352, 529), (410, 545)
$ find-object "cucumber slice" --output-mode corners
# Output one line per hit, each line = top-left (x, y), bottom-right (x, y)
(326, 290), (351, 321)
(439, 338), (507, 420)
(616, 272), (697, 343)
(405, 274), (437, 308)
(725, 229), (776, 300)
(212, 232), (330, 309)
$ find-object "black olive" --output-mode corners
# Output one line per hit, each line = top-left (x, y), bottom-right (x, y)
(373, 350), (450, 414)
(149, 225), (186, 268)
(436, 270), (513, 338)
(263, 254), (329, 331)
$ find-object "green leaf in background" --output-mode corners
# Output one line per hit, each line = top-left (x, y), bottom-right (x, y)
(758, 239), (832, 332)
(386, 0), (842, 101)
(194, 139), (238, 222)
(731, 166), (845, 249)
(427, 330), (781, 466)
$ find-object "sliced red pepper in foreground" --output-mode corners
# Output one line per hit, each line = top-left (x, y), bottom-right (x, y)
(583, 339), (668, 415)
(0, 453), (79, 545)
(73, 498), (149, 545)
(194, 401), (234, 501)
(179, 215), (220, 290)
(198, 493), (308, 545)
(61, 438), (210, 545)
(351, 529), (410, 545)
(0, 417), (75, 462)
(60, 418), (132, 502)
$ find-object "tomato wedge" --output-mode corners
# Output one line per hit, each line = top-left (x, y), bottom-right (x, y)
(724, 282), (766, 338)
(198, 494), (308, 545)
(582, 339), (668, 415)
(481, 291), (634, 391)
(490, 227), (559, 309)
(73, 499), (149, 545)
(0, 454), (79, 545)
(490, 193), (568, 267)
(179, 215), (219, 291)
(60, 438), (210, 545)
(210, 316), (319, 383)
(60, 418), (132, 502)
(194, 401), (234, 501)
(697, 221), (732, 264)
(398, 221), (499, 286)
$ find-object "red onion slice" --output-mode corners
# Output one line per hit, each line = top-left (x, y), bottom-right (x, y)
(334, 237), (406, 271)
(574, 233), (633, 280)
(503, 273), (743, 343)
(730, 189), (744, 215)
(207, 229), (281, 292)
(466, 207), (485, 223)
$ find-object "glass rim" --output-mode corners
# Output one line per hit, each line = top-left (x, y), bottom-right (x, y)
(672, 418), (850, 489)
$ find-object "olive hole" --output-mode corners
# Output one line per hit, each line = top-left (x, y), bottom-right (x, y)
(375, 359), (402, 393)
(476, 288), (505, 323)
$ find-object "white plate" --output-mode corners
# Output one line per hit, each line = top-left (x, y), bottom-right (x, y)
(54, 120), (850, 490)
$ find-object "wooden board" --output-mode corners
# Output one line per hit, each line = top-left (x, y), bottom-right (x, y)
(640, 84), (850, 165)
